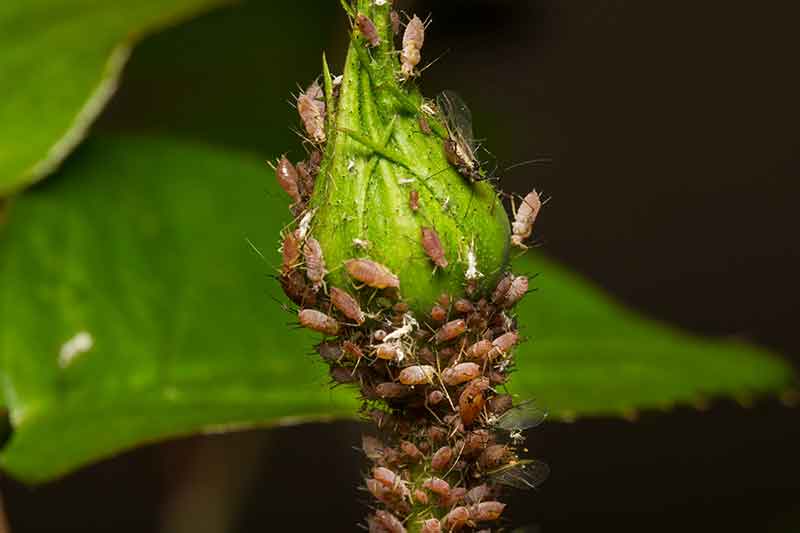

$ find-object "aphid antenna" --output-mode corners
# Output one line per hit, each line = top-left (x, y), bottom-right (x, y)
(416, 47), (450, 76)
(504, 156), (554, 172)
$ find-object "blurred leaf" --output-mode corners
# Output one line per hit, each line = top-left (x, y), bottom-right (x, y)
(512, 255), (794, 419)
(0, 0), (223, 196)
(0, 137), (793, 483)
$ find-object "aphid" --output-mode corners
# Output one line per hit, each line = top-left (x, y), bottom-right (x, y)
(362, 435), (385, 460)
(280, 270), (316, 306)
(276, 156), (301, 203)
(330, 287), (365, 324)
(442, 506), (470, 531)
(463, 484), (491, 504)
(430, 446), (453, 471)
(437, 90), (482, 182)
(280, 230), (301, 274)
(420, 518), (441, 533)
(440, 486), (467, 508)
(342, 340), (364, 360)
(366, 478), (391, 504)
(297, 81), (326, 144)
(438, 293), (451, 307)
(430, 304), (447, 322)
(295, 161), (313, 199)
(478, 444), (510, 471)
(491, 273), (513, 304)
(317, 341), (342, 363)
(345, 259), (400, 289)
(330, 366), (357, 384)
(435, 319), (466, 343)
(427, 389), (444, 405)
(487, 459), (550, 490)
(428, 425), (447, 443)
(511, 190), (542, 249)
(454, 298), (474, 314)
(376, 382), (412, 399)
(302, 237), (327, 289)
(373, 510), (406, 533)
(469, 501), (506, 523)
(487, 394), (514, 416)
(422, 477), (450, 497)
(373, 466), (404, 492)
(375, 343), (399, 361)
(421, 227), (448, 268)
(494, 399), (548, 441)
(500, 275), (528, 308)
(409, 190), (419, 211)
(356, 13), (381, 47)
(414, 489), (429, 506)
(465, 339), (493, 361)
(400, 15), (425, 79)
(298, 308), (339, 336)
(393, 302), (409, 313)
(490, 331), (519, 358)
(400, 441), (423, 462)
(373, 329), (387, 342)
(390, 10), (401, 35)
(418, 115), (433, 135)
(441, 362), (480, 386)
(462, 430), (492, 457)
(398, 365), (436, 385)
(459, 377), (490, 426)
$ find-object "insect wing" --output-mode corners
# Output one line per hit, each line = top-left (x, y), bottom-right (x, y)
(436, 90), (477, 155)
(490, 459), (550, 490)
(496, 399), (548, 432)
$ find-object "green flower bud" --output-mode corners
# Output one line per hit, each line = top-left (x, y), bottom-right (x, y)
(309, 0), (510, 315)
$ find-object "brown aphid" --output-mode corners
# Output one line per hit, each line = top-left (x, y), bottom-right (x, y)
(427, 389), (444, 405)
(430, 446), (453, 471)
(366, 478), (391, 504)
(280, 270), (316, 306)
(488, 394), (514, 416)
(276, 156), (301, 204)
(441, 362), (480, 386)
(308, 149), (322, 175)
(330, 286), (365, 324)
(453, 298), (474, 314)
(418, 115), (433, 135)
(511, 190), (542, 249)
(420, 518), (441, 533)
(438, 293), (451, 307)
(295, 161), (315, 199)
(400, 441), (423, 462)
(302, 237), (326, 289)
(442, 507), (470, 531)
(501, 275), (529, 308)
(430, 304), (447, 322)
(440, 486), (467, 508)
(414, 489), (429, 506)
(375, 343), (399, 361)
(400, 15), (425, 79)
(390, 10), (401, 35)
(491, 331), (519, 357)
(421, 227), (448, 268)
(330, 366), (357, 384)
(281, 230), (301, 275)
(470, 501), (506, 523)
(356, 13), (381, 47)
(409, 190), (419, 211)
(398, 365), (436, 385)
(342, 340), (364, 360)
(317, 341), (342, 363)
(376, 382), (412, 399)
(478, 444), (510, 471)
(491, 273), (514, 304)
(373, 466), (403, 491)
(298, 309), (339, 336)
(393, 302), (409, 313)
(345, 259), (400, 289)
(422, 477), (450, 497)
(488, 370), (507, 385)
(464, 484), (491, 504)
(435, 319), (466, 343)
(459, 377), (490, 426)
(362, 435), (385, 460)
(465, 339), (493, 360)
(462, 430), (492, 457)
(428, 425), (447, 443)
(297, 81), (326, 144)
(373, 510), (407, 533)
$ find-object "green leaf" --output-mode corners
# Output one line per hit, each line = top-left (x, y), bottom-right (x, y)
(0, 137), (793, 483)
(0, 0), (223, 196)
(511, 254), (795, 419)
(0, 136), (359, 483)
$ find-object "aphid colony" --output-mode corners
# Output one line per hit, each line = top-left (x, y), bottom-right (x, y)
(270, 4), (547, 532)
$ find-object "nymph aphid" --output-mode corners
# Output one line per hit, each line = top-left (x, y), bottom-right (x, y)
(296, 81), (326, 144)
(355, 13), (381, 47)
(400, 15), (425, 79)
(511, 189), (542, 249)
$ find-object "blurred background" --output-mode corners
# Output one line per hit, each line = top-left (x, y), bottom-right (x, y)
(2, 0), (798, 531)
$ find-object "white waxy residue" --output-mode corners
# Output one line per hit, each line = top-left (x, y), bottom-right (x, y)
(58, 331), (94, 368)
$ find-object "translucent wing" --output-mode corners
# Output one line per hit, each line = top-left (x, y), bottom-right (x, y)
(495, 399), (548, 432)
(489, 459), (550, 490)
(436, 90), (476, 151)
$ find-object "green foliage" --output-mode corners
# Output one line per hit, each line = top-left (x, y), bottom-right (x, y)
(0, 136), (792, 483)
(0, 0), (222, 195)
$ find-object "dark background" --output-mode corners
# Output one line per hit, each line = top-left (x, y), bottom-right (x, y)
(3, 1), (798, 531)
